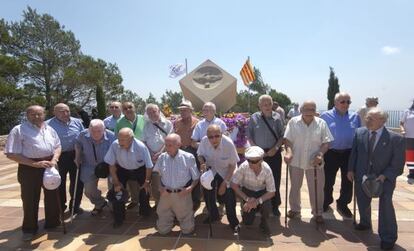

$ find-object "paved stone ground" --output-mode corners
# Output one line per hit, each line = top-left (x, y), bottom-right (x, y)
(1, 151), (414, 250)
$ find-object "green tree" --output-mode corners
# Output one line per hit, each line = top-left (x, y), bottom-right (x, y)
(160, 90), (183, 113)
(146, 92), (159, 106)
(327, 66), (340, 110)
(268, 89), (292, 112)
(96, 84), (106, 119)
(249, 68), (270, 94)
(120, 89), (146, 114)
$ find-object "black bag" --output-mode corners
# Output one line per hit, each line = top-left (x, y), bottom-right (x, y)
(95, 162), (109, 178)
(362, 174), (383, 198)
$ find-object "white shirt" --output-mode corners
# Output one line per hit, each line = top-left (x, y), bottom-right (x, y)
(232, 160), (276, 192)
(197, 135), (239, 179)
(104, 138), (153, 170)
(5, 122), (61, 158)
(284, 116), (334, 170)
(401, 109), (414, 138)
(191, 117), (227, 142)
(142, 117), (173, 153)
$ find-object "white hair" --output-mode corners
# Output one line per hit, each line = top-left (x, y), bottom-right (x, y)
(89, 119), (105, 129)
(367, 107), (388, 121)
(258, 94), (273, 105)
(334, 92), (350, 102)
(203, 102), (216, 112)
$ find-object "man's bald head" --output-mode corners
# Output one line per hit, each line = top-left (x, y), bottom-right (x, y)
(118, 127), (134, 149)
(165, 133), (182, 156)
(54, 103), (71, 123)
(26, 105), (45, 127)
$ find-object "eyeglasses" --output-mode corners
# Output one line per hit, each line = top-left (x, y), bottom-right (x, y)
(122, 106), (134, 110)
(247, 159), (261, 164)
(339, 100), (352, 105)
(207, 134), (221, 139)
(110, 106), (120, 109)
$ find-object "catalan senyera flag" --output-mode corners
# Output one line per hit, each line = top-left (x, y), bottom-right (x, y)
(240, 59), (255, 86)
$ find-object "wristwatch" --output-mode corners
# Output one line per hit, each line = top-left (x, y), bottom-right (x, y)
(225, 180), (231, 188)
(258, 197), (263, 204)
(145, 179), (151, 184)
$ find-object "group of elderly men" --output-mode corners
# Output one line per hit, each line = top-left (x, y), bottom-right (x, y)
(5, 93), (404, 249)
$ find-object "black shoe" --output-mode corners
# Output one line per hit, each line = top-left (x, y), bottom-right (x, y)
(323, 205), (331, 212)
(231, 224), (240, 233)
(336, 204), (352, 218)
(407, 173), (414, 179)
(70, 207), (84, 215)
(380, 241), (394, 250)
(22, 232), (35, 241)
(273, 208), (281, 217)
(259, 221), (270, 235)
(113, 221), (123, 228)
(91, 201), (107, 216)
(203, 216), (220, 224)
(354, 223), (371, 231)
(126, 202), (138, 210)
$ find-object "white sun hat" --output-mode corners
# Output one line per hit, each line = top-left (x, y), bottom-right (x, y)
(43, 166), (61, 190)
(200, 169), (214, 190)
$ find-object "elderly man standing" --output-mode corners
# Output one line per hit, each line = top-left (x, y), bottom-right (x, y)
(47, 103), (85, 214)
(197, 124), (240, 232)
(348, 108), (405, 250)
(103, 101), (123, 131)
(154, 134), (199, 235)
(104, 128), (153, 227)
(320, 92), (361, 217)
(358, 97), (379, 127)
(75, 119), (116, 215)
(142, 103), (173, 205)
(231, 146), (275, 234)
(173, 100), (201, 211)
(5, 105), (61, 241)
(287, 103), (300, 120)
(191, 102), (227, 149)
(248, 94), (284, 216)
(284, 101), (334, 223)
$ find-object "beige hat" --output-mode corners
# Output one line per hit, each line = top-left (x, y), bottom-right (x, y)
(178, 99), (193, 110)
(245, 146), (265, 159)
(365, 97), (379, 103)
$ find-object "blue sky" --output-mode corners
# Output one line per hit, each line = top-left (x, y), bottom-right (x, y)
(2, 0), (413, 110)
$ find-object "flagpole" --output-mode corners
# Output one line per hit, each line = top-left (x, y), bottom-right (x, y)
(247, 56), (251, 113)
(185, 58), (188, 75)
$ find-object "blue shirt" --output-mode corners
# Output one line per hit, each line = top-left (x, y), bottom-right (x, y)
(76, 129), (116, 183)
(320, 108), (361, 150)
(104, 138), (153, 170)
(47, 117), (85, 152)
(103, 115), (123, 131)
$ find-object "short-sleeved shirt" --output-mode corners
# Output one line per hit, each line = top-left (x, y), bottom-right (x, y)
(191, 117), (227, 142)
(5, 122), (61, 159)
(103, 115), (123, 131)
(284, 116), (334, 170)
(287, 108), (301, 118)
(401, 109), (414, 138)
(197, 135), (239, 179)
(174, 116), (199, 148)
(247, 111), (284, 149)
(76, 129), (116, 183)
(47, 117), (84, 152)
(320, 108), (361, 150)
(142, 117), (173, 154)
(114, 115), (145, 140)
(153, 150), (199, 189)
(232, 160), (275, 192)
(104, 138), (153, 170)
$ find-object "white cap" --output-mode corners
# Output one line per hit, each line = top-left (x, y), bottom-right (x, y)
(200, 169), (214, 190)
(245, 146), (265, 159)
(43, 166), (61, 190)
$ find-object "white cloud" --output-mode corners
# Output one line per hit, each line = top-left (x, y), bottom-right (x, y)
(381, 46), (401, 55)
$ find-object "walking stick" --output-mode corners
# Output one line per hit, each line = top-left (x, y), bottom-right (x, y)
(284, 164), (289, 226)
(314, 166), (319, 229)
(55, 189), (67, 234)
(353, 178), (356, 225)
(70, 165), (80, 223)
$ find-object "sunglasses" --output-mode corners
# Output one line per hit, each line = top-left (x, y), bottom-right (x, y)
(122, 106), (134, 110)
(247, 159), (261, 164)
(339, 100), (352, 105)
(207, 134), (221, 139)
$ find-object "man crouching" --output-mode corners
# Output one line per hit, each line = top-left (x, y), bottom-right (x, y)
(154, 133), (200, 235)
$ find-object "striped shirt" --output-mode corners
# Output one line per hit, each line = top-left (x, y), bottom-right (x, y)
(232, 160), (275, 192)
(153, 150), (199, 189)
(104, 138), (153, 170)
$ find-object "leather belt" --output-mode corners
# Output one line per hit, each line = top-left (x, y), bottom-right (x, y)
(166, 188), (182, 193)
(30, 156), (53, 161)
(329, 149), (351, 154)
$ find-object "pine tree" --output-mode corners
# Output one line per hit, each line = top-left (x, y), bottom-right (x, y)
(327, 66), (340, 110)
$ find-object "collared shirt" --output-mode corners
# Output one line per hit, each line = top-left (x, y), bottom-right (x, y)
(197, 135), (239, 179)
(369, 126), (384, 150)
(153, 150), (199, 189)
(247, 111), (284, 149)
(320, 108), (361, 150)
(5, 122), (61, 159)
(232, 160), (275, 192)
(191, 117), (227, 142)
(104, 138), (153, 170)
(76, 129), (116, 183)
(114, 114), (145, 140)
(103, 114), (123, 131)
(47, 117), (84, 152)
(401, 109), (414, 138)
(174, 116), (199, 148)
(287, 108), (301, 118)
(284, 116), (334, 170)
(142, 117), (173, 153)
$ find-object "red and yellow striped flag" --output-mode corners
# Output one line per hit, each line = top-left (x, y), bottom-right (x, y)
(240, 59), (255, 86)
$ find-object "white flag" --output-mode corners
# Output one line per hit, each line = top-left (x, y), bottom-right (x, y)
(169, 63), (186, 78)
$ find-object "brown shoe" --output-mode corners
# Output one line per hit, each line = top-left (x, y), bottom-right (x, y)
(286, 210), (301, 219)
(315, 216), (324, 224)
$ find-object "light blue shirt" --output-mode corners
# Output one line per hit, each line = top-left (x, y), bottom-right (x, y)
(47, 117), (84, 152)
(153, 150), (199, 189)
(369, 126), (384, 150)
(320, 108), (361, 150)
(191, 117), (227, 142)
(103, 115), (123, 131)
(76, 129), (116, 183)
(104, 138), (153, 170)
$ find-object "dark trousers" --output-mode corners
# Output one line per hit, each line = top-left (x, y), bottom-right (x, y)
(241, 188), (271, 225)
(116, 166), (151, 218)
(263, 150), (282, 210)
(323, 149), (352, 208)
(203, 174), (239, 227)
(58, 151), (83, 210)
(18, 164), (60, 233)
(181, 146), (201, 210)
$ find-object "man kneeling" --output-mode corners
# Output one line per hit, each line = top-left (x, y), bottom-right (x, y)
(154, 134), (200, 235)
(231, 146), (275, 234)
